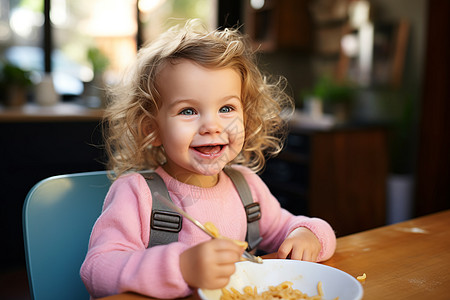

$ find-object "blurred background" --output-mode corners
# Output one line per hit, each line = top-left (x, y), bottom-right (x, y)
(1, 0), (449, 299)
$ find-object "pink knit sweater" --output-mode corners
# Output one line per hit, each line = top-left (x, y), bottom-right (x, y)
(80, 165), (336, 299)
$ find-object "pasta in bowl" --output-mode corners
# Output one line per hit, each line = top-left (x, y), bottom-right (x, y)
(198, 259), (363, 300)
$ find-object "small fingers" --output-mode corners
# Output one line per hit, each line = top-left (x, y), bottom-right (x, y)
(289, 248), (304, 261)
(213, 239), (245, 263)
(214, 249), (241, 265)
(277, 240), (294, 259)
(205, 275), (232, 290)
(292, 248), (320, 262)
(278, 243), (320, 261)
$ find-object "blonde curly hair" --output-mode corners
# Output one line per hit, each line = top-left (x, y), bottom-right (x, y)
(104, 20), (294, 179)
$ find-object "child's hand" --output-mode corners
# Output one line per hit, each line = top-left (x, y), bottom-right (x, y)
(179, 239), (244, 289)
(276, 227), (321, 262)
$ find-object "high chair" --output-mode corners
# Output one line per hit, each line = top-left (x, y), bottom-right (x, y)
(22, 171), (111, 300)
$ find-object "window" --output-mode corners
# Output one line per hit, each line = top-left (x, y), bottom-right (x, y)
(138, 0), (216, 43)
(0, 0), (216, 100)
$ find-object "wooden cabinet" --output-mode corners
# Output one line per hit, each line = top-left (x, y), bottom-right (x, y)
(0, 105), (105, 269)
(244, 0), (312, 51)
(261, 126), (388, 236)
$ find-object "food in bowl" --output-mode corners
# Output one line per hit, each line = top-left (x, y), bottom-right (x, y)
(198, 260), (363, 300)
(221, 280), (326, 299)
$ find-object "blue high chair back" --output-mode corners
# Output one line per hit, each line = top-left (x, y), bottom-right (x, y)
(23, 171), (111, 300)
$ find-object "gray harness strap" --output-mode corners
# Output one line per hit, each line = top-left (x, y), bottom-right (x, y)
(223, 167), (263, 251)
(141, 171), (182, 247)
(143, 167), (262, 251)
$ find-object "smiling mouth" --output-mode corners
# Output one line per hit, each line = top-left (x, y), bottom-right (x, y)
(193, 145), (225, 155)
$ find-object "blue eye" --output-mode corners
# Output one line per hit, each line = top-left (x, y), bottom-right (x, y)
(219, 106), (234, 113)
(180, 108), (196, 115)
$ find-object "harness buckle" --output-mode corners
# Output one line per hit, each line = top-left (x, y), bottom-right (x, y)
(245, 203), (261, 223)
(151, 210), (182, 232)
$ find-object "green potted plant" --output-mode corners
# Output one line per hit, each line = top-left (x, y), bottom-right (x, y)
(87, 47), (109, 76)
(84, 47), (109, 107)
(302, 76), (355, 123)
(0, 61), (33, 107)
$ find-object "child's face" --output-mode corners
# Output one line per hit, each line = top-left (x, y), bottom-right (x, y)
(154, 59), (245, 185)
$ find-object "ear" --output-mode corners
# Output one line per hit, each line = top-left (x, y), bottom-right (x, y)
(143, 121), (162, 147)
(152, 134), (162, 147)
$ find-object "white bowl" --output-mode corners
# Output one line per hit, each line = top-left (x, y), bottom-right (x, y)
(198, 259), (363, 300)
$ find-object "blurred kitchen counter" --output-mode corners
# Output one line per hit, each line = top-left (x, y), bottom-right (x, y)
(0, 102), (104, 122)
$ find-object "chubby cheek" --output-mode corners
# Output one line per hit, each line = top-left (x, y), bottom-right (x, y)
(164, 127), (192, 150)
(227, 121), (245, 153)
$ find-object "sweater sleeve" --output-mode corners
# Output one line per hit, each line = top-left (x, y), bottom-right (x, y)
(232, 165), (336, 262)
(80, 174), (191, 299)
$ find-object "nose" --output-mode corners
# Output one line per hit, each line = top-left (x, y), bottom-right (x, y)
(199, 114), (222, 135)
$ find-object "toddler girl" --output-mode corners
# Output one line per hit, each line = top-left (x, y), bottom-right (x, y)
(81, 20), (336, 299)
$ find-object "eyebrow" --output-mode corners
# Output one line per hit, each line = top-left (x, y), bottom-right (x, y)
(166, 98), (197, 110)
(168, 95), (241, 108)
(225, 95), (242, 102)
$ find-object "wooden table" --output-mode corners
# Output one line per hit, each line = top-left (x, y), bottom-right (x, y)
(98, 210), (450, 300)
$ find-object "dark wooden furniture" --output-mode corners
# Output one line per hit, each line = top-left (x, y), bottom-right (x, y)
(244, 0), (312, 51)
(261, 125), (388, 237)
(0, 103), (105, 270)
(415, 0), (450, 217)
